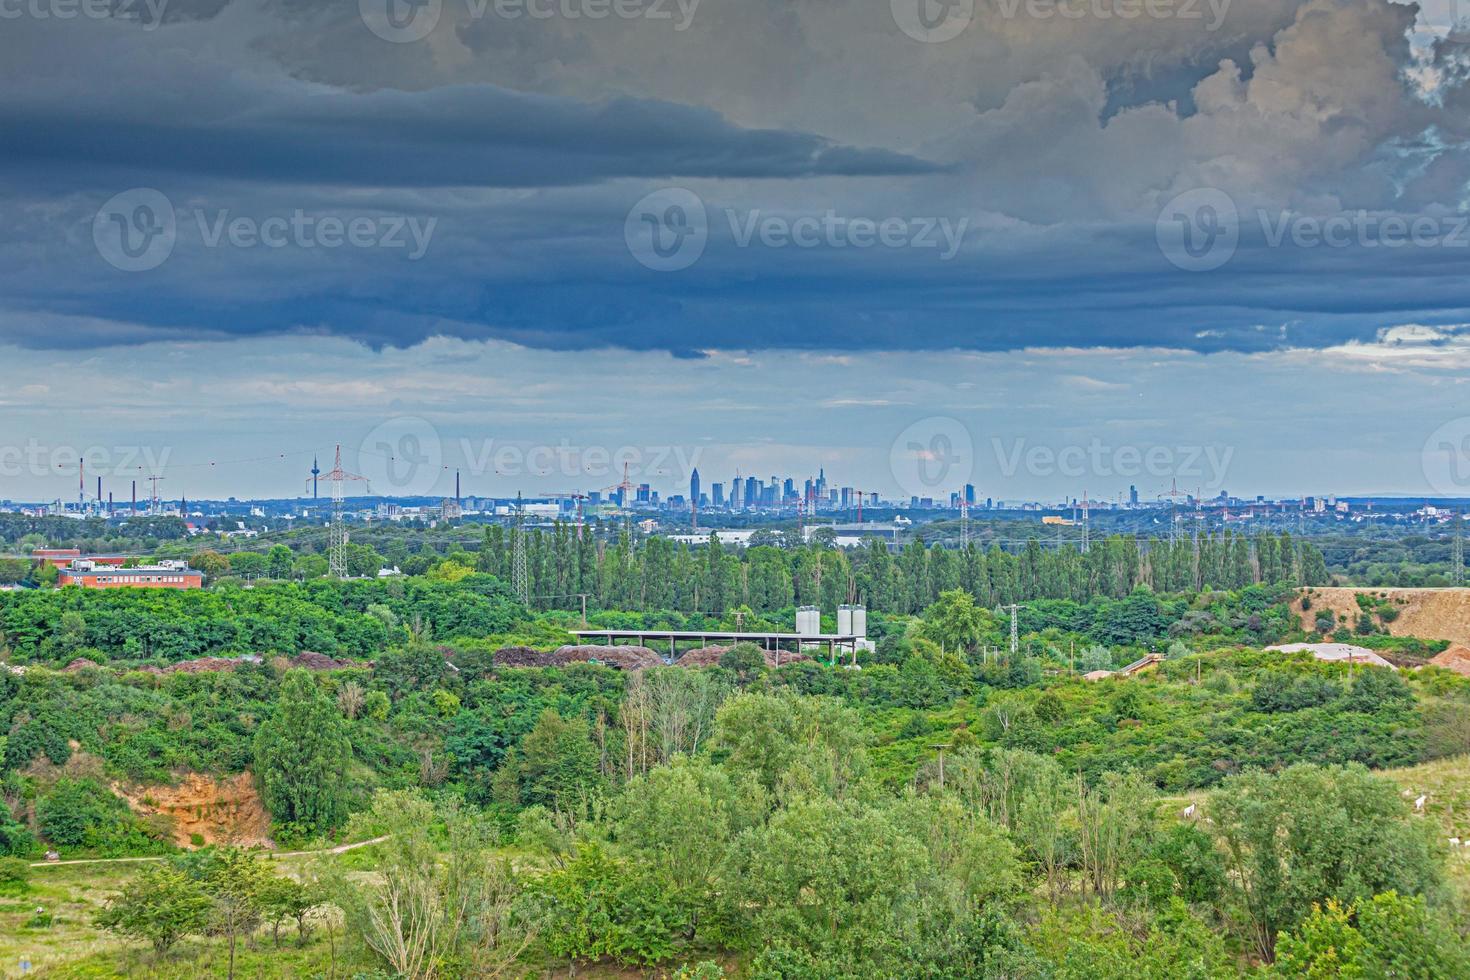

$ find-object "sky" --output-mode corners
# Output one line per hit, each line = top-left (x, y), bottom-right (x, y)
(3, 0), (1470, 502)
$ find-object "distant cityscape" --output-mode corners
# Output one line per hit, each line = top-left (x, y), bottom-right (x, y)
(3, 457), (1467, 536)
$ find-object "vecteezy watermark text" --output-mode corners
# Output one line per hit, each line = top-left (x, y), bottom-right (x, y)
(358, 417), (704, 497)
(93, 188), (437, 272)
(727, 210), (967, 260)
(1158, 187), (1470, 271)
(0, 0), (169, 27)
(359, 0), (698, 43)
(991, 437), (1233, 485)
(624, 187), (969, 272)
(0, 440), (173, 479)
(891, 0), (1230, 43)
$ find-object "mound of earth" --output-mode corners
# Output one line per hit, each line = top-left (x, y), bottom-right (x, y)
(1296, 587), (1470, 644)
(553, 644), (665, 669)
(763, 649), (812, 668)
(1430, 644), (1470, 677)
(163, 656), (245, 674)
(493, 646), (564, 667)
(289, 651), (354, 670)
(62, 657), (101, 672)
(114, 772), (273, 849)
(675, 645), (731, 667)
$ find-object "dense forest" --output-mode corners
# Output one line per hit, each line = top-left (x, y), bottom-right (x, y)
(2, 528), (1468, 977)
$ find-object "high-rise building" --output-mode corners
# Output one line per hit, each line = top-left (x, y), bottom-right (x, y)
(1129, 484), (1139, 505)
(964, 483), (975, 506)
(745, 476), (759, 509)
(690, 468), (700, 506)
(712, 482), (724, 507)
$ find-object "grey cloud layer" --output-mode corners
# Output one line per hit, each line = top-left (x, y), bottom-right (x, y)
(1, 0), (1469, 355)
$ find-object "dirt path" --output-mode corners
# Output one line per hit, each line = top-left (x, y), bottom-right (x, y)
(28, 835), (389, 869)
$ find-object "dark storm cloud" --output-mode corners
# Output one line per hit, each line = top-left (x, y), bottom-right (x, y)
(0, 0), (1467, 359)
(0, 89), (939, 189)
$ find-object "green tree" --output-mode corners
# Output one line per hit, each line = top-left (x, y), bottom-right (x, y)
(95, 865), (211, 955)
(920, 589), (990, 655)
(253, 669), (352, 835)
(1272, 891), (1470, 978)
(1208, 763), (1442, 962)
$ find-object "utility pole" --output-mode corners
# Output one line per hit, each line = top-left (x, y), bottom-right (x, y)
(930, 744), (950, 789)
(1005, 603), (1021, 660)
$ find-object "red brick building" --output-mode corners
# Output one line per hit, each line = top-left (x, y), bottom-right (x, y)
(58, 560), (203, 590)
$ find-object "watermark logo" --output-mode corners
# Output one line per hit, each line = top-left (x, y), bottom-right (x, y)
(191, 209), (437, 259)
(1156, 187), (1239, 272)
(360, 0), (441, 43)
(890, 417), (974, 499)
(0, 440), (173, 480)
(1422, 417), (1470, 495)
(990, 437), (1233, 486)
(0, 0), (171, 28)
(728, 209), (967, 260)
(625, 187), (708, 272)
(359, 417), (445, 497)
(891, 0), (973, 42)
(93, 190), (437, 271)
(93, 188), (176, 272)
(991, 0), (1231, 29)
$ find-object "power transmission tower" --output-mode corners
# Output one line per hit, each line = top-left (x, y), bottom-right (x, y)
(1081, 491), (1090, 554)
(512, 491), (529, 605)
(960, 498), (970, 548)
(1454, 512), (1465, 587)
(1005, 603), (1021, 659)
(1162, 480), (1187, 545)
(308, 446), (369, 578)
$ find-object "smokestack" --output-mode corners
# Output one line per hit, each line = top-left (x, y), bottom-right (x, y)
(132, 480), (137, 513)
(108, 491), (113, 513)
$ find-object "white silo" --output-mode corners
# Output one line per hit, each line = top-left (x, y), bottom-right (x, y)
(796, 605), (820, 637)
(838, 605), (854, 636)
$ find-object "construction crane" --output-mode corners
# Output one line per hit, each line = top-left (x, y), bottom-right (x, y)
(600, 462), (635, 509)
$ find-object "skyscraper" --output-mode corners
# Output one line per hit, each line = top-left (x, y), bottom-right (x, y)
(690, 468), (701, 505)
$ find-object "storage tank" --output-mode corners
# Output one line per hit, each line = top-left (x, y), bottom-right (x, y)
(851, 605), (867, 639)
(796, 605), (820, 637)
(838, 605), (854, 636)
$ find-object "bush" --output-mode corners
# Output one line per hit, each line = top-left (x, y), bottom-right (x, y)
(36, 778), (170, 856)
(0, 856), (30, 891)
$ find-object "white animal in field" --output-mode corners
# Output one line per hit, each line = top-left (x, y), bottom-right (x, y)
(1415, 795), (1427, 811)
(1182, 803), (1197, 820)
(1450, 838), (1461, 846)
